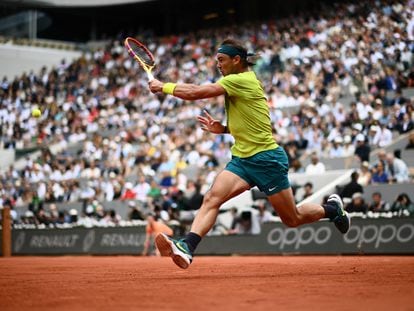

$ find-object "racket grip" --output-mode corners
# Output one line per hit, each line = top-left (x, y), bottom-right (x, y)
(147, 72), (154, 81)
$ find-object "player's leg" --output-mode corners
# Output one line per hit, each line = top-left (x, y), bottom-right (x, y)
(249, 147), (349, 233)
(155, 169), (250, 269)
(190, 170), (250, 236)
(267, 188), (350, 233)
(267, 188), (324, 227)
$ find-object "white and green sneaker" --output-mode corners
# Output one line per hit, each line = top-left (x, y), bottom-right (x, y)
(327, 194), (351, 234)
(155, 233), (193, 269)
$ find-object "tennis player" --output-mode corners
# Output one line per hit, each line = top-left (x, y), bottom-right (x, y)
(149, 38), (350, 269)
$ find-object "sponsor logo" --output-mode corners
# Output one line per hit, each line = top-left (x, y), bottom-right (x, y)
(29, 234), (79, 248)
(344, 223), (414, 248)
(267, 227), (331, 250)
(83, 230), (95, 252)
(100, 233), (145, 247)
(267, 223), (414, 250)
(14, 232), (25, 253)
(176, 241), (189, 253)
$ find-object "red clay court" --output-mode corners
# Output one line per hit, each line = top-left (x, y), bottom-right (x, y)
(0, 256), (413, 311)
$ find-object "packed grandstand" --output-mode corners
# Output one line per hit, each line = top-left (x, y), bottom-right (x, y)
(0, 0), (413, 237)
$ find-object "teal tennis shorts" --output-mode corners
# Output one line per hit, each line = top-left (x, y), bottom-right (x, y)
(225, 147), (290, 195)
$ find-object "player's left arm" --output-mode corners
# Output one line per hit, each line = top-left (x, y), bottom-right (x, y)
(197, 109), (229, 134)
(149, 79), (226, 100)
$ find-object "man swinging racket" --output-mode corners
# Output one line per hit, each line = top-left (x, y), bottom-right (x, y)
(149, 38), (350, 269)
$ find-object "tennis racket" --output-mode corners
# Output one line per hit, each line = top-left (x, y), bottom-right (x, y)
(124, 37), (155, 81)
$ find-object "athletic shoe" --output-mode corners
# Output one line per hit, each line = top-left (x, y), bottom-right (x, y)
(327, 194), (351, 234)
(155, 233), (193, 269)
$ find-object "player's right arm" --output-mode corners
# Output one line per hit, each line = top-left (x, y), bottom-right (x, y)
(149, 79), (226, 100)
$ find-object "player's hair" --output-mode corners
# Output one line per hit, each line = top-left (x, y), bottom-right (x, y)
(220, 39), (257, 67)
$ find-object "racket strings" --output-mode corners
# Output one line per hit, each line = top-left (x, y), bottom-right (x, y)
(129, 41), (154, 66)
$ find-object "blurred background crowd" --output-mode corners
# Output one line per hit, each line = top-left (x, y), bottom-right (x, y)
(0, 0), (414, 235)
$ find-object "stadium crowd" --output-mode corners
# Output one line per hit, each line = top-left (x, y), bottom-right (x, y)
(1, 0), (414, 231)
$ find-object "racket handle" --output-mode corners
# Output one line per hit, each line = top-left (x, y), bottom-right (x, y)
(147, 72), (154, 82)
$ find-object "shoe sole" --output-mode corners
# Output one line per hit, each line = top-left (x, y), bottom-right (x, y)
(329, 194), (351, 234)
(337, 211), (351, 234)
(341, 211), (351, 234)
(155, 233), (190, 269)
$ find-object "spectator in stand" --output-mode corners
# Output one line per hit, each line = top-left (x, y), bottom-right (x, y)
(153, 204), (172, 224)
(134, 175), (151, 205)
(147, 179), (162, 201)
(346, 102), (360, 126)
(303, 123), (324, 156)
(289, 159), (305, 173)
(254, 199), (274, 224)
(305, 153), (326, 174)
(391, 193), (414, 216)
(342, 135), (355, 158)
(372, 99), (385, 121)
(356, 95), (374, 121)
(340, 171), (364, 200)
(393, 149), (402, 160)
(301, 182), (314, 201)
(29, 163), (45, 184)
(379, 107), (392, 127)
(284, 141), (300, 164)
(157, 153), (175, 187)
(81, 160), (101, 179)
(48, 203), (59, 224)
(354, 134), (370, 163)
(227, 211), (261, 235)
(77, 205), (100, 228)
(21, 210), (38, 225)
(372, 123), (393, 148)
(345, 192), (368, 214)
(35, 207), (50, 225)
(105, 209), (122, 225)
(128, 201), (145, 221)
(390, 89), (408, 106)
(329, 137), (345, 158)
(0, 198), (17, 224)
(352, 123), (364, 139)
(186, 182), (204, 211)
(366, 125), (377, 146)
(374, 149), (390, 174)
(386, 152), (410, 183)
(120, 182), (136, 200)
(56, 210), (67, 224)
(357, 161), (372, 186)
(395, 113), (414, 134)
(371, 160), (390, 184)
(368, 192), (390, 213)
(68, 209), (78, 224)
